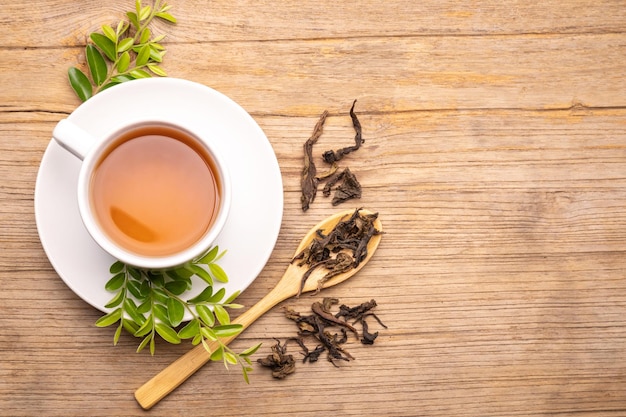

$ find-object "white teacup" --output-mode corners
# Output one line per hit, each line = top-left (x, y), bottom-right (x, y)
(52, 118), (231, 270)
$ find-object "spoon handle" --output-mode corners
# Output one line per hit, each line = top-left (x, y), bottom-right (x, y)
(134, 273), (297, 410)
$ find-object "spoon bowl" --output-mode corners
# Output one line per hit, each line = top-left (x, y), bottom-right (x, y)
(135, 208), (383, 409)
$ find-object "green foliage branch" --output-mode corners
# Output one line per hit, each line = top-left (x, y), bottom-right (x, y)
(96, 247), (260, 382)
(69, 0), (176, 101)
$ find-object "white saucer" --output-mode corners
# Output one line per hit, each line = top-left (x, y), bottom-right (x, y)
(34, 78), (283, 318)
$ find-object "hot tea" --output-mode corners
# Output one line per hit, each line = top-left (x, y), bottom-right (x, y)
(90, 124), (221, 257)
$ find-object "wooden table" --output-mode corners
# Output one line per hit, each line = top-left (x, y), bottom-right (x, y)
(2, 1), (625, 415)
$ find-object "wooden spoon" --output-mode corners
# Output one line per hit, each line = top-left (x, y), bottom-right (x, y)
(134, 208), (383, 409)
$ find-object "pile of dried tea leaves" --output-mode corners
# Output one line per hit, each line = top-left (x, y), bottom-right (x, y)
(292, 208), (382, 296)
(257, 297), (386, 379)
(300, 100), (365, 211)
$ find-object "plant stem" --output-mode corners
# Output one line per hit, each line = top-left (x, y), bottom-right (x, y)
(133, 0), (162, 43)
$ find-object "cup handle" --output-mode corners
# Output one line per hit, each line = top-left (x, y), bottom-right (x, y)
(52, 119), (97, 160)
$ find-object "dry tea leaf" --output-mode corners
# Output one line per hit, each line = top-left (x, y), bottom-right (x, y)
(259, 297), (386, 378)
(322, 167), (362, 205)
(322, 100), (364, 164)
(300, 111), (329, 211)
(256, 339), (296, 379)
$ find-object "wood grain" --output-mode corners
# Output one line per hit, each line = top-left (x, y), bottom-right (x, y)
(1, 1), (625, 416)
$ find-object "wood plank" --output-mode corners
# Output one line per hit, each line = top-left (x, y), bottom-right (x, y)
(1, 33), (626, 114)
(8, 0), (626, 48)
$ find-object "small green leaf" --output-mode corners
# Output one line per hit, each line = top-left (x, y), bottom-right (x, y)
(139, 279), (150, 297)
(214, 249), (227, 263)
(196, 304), (215, 327)
(116, 20), (129, 37)
(124, 298), (146, 325)
(149, 47), (164, 63)
(137, 334), (152, 353)
(95, 308), (122, 328)
(171, 267), (194, 280)
(165, 280), (189, 296)
(209, 263), (229, 283)
(200, 326), (218, 341)
(111, 74), (136, 83)
(90, 33), (116, 61)
(224, 352), (238, 365)
(127, 11), (140, 29)
(213, 324), (243, 338)
(127, 279), (143, 299)
(178, 319), (200, 339)
(224, 290), (241, 304)
(134, 315), (154, 337)
(151, 287), (169, 305)
(117, 37), (134, 54)
(155, 12), (177, 23)
(136, 44), (151, 67)
(210, 346), (224, 361)
(109, 261), (125, 274)
(148, 271), (165, 287)
(187, 286), (213, 304)
(167, 297), (185, 327)
(139, 5), (152, 21)
(165, 270), (190, 285)
(135, 0), (142, 15)
(113, 323), (123, 345)
(140, 27), (151, 44)
(68, 67), (92, 102)
(122, 319), (139, 334)
(196, 246), (219, 265)
(242, 366), (251, 384)
(188, 264), (213, 286)
(104, 290), (124, 308)
(213, 304), (230, 325)
(153, 303), (170, 325)
(150, 337), (156, 355)
(151, 42), (166, 52)
(101, 82), (120, 92)
(128, 266), (141, 280)
(201, 337), (211, 352)
(155, 323), (181, 344)
(137, 299), (151, 314)
(86, 45), (107, 86)
(192, 333), (203, 346)
(130, 68), (152, 79)
(208, 287), (226, 303)
(105, 272), (126, 291)
(102, 25), (117, 43)
(117, 51), (130, 72)
(240, 342), (262, 357)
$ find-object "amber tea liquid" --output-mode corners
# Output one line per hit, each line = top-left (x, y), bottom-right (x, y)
(90, 124), (220, 257)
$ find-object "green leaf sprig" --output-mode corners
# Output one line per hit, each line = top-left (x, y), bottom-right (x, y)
(69, 0), (177, 101)
(96, 246), (261, 382)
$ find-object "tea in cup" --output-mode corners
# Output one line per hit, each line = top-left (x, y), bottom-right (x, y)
(52, 118), (231, 270)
